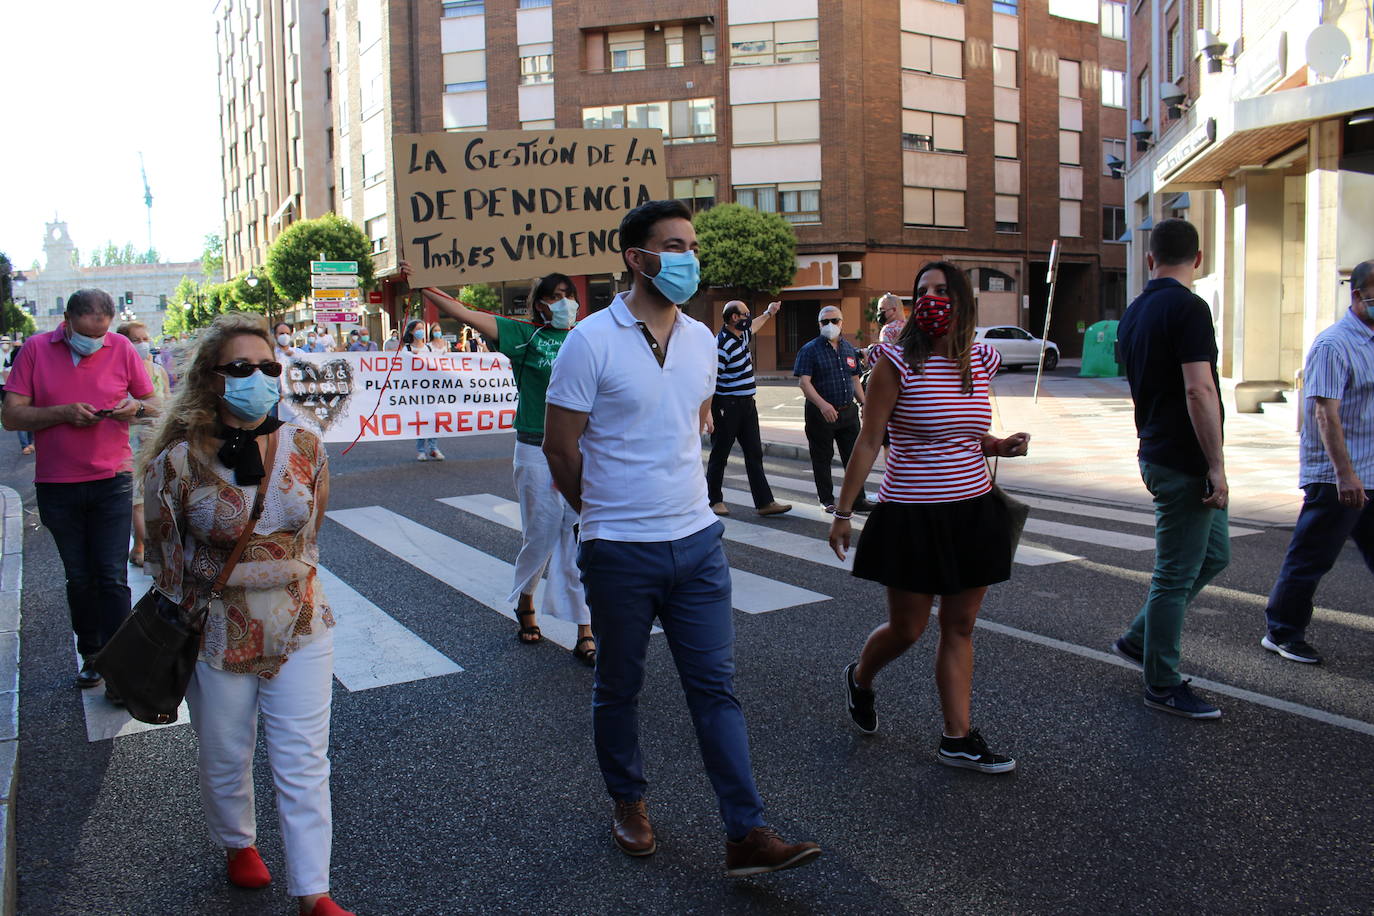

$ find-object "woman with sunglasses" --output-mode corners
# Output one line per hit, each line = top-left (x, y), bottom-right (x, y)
(829, 262), (1030, 774)
(400, 264), (594, 664)
(141, 313), (352, 916)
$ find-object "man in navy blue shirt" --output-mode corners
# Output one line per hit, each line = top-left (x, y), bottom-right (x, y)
(793, 306), (872, 512)
(1112, 218), (1229, 719)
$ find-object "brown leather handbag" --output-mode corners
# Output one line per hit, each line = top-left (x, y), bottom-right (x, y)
(95, 433), (278, 724)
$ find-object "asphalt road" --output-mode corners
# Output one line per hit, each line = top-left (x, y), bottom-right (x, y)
(8, 431), (1373, 915)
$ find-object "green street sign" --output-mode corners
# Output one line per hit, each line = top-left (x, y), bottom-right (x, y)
(310, 260), (359, 274)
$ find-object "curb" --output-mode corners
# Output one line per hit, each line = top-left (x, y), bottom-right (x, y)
(0, 486), (19, 916)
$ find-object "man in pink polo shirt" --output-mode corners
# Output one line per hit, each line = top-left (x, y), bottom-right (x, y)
(2, 289), (156, 698)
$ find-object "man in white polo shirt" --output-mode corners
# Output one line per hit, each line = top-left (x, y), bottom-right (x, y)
(544, 200), (821, 877)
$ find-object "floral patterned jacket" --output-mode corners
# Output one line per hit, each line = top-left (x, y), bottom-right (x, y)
(144, 425), (334, 678)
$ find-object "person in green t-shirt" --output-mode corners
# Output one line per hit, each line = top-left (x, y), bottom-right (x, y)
(406, 266), (595, 665)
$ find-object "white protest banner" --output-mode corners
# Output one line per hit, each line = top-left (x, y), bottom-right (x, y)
(278, 351), (517, 443)
(394, 128), (668, 288)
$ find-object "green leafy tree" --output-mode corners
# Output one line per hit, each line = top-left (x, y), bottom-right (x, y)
(229, 272), (271, 314)
(2, 301), (37, 338)
(457, 283), (500, 313)
(202, 233), (225, 282)
(694, 203), (798, 298)
(162, 276), (199, 337)
(264, 213), (374, 303)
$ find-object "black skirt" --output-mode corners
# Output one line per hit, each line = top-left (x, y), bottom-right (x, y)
(851, 492), (1013, 595)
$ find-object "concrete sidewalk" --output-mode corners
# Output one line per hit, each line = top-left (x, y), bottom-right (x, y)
(756, 364), (1305, 527)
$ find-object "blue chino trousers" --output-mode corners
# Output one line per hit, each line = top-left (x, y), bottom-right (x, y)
(578, 521), (766, 840)
(1265, 483), (1374, 642)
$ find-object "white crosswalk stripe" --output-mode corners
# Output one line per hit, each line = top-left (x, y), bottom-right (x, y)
(440, 494), (831, 614)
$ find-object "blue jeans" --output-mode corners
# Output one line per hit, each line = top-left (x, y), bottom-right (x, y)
(35, 473), (134, 659)
(416, 437), (437, 455)
(17, 430), (32, 448)
(1265, 483), (1374, 642)
(577, 521), (765, 839)
(1123, 461), (1230, 688)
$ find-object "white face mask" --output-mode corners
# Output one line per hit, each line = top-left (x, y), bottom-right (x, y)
(820, 323), (841, 340)
(134, 341), (152, 360)
(547, 298), (577, 330)
(277, 333), (292, 348)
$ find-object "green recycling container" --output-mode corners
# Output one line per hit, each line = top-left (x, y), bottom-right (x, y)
(1079, 320), (1122, 377)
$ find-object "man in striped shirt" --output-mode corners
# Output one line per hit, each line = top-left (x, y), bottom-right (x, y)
(706, 300), (792, 517)
(1262, 259), (1374, 665)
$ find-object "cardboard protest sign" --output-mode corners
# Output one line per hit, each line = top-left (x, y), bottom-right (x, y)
(394, 129), (668, 288)
(278, 351), (517, 443)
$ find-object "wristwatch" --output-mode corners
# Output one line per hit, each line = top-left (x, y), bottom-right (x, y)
(134, 401), (147, 419)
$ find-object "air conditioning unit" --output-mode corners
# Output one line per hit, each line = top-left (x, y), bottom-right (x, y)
(839, 261), (863, 280)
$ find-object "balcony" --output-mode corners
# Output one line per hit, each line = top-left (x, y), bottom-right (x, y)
(575, 3), (715, 30)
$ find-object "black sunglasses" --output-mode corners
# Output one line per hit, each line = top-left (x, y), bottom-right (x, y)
(819, 317), (841, 326)
(215, 360), (284, 378)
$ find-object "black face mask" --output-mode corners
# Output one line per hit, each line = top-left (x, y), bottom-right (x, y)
(733, 315), (753, 332)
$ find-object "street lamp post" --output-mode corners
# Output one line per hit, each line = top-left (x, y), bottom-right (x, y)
(7, 271), (26, 339)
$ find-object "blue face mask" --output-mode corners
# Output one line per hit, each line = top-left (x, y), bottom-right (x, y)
(547, 298), (577, 329)
(66, 326), (105, 357)
(222, 370), (281, 421)
(635, 248), (700, 305)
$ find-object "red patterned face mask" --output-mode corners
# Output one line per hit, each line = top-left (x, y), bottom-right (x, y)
(913, 295), (953, 338)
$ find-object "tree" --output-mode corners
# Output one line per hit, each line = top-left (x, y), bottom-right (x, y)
(264, 213), (374, 303)
(162, 276), (199, 338)
(202, 233), (224, 282)
(0, 253), (37, 338)
(458, 283), (500, 313)
(694, 203), (798, 298)
(229, 272), (271, 314)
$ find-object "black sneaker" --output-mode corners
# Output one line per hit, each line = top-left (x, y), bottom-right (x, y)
(1260, 635), (1321, 664)
(1143, 679), (1221, 719)
(1110, 637), (1144, 667)
(843, 663), (877, 734)
(75, 663), (102, 689)
(937, 729), (1016, 773)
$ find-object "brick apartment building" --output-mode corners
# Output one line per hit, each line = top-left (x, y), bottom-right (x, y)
(1123, 0), (1374, 388)
(222, 0), (1130, 367)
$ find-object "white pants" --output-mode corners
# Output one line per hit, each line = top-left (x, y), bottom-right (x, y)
(185, 633), (334, 897)
(509, 441), (590, 624)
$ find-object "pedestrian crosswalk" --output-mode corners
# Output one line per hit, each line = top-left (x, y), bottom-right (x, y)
(85, 465), (1263, 741)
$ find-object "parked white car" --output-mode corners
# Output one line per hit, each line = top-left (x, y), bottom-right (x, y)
(974, 326), (1060, 371)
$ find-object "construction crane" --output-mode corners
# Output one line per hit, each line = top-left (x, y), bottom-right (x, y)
(139, 152), (153, 256)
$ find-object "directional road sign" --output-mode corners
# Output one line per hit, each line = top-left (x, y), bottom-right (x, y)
(314, 311), (360, 324)
(312, 289), (356, 300)
(312, 274), (360, 289)
(310, 261), (358, 274)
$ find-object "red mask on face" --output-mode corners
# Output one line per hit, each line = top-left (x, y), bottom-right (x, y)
(913, 295), (953, 338)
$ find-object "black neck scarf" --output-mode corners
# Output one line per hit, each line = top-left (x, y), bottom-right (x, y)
(214, 417), (284, 485)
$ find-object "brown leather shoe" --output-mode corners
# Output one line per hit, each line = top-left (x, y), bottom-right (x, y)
(755, 501), (792, 517)
(612, 799), (656, 857)
(725, 826), (821, 877)
(710, 502), (730, 516)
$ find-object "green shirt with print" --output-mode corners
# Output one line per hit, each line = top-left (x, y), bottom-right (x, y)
(495, 315), (570, 437)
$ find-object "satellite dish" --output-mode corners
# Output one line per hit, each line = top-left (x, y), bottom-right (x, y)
(1306, 24), (1351, 80)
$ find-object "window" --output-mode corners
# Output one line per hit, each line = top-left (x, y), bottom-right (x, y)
(729, 19), (819, 67)
(902, 34), (963, 79)
(444, 50), (487, 92)
(993, 0), (1018, 13)
(665, 26), (684, 68)
(1137, 67), (1151, 122)
(996, 194), (1019, 232)
(517, 0), (551, 7)
(994, 121), (1017, 159)
(324, 68), (332, 99)
(732, 101), (820, 145)
(1101, 0), (1126, 38)
(366, 215), (388, 254)
(901, 110), (963, 153)
(701, 23), (716, 63)
(1060, 201), (1081, 237)
(1059, 129), (1080, 165)
(519, 43), (553, 85)
(326, 128), (334, 160)
(671, 176), (717, 213)
(903, 187), (965, 227)
(735, 182), (821, 224)
(992, 48), (1017, 88)
(441, 0), (482, 17)
(609, 30), (646, 72)
(1166, 23), (1183, 82)
(582, 98), (715, 143)
(521, 119), (555, 130)
(1103, 138), (1126, 174)
(1059, 59), (1080, 98)
(1102, 68), (1125, 108)
(1103, 205), (1127, 241)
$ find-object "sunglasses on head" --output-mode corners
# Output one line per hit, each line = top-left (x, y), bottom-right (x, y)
(819, 317), (841, 326)
(215, 359), (283, 378)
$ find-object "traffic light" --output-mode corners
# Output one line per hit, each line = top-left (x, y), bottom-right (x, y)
(124, 291), (134, 306)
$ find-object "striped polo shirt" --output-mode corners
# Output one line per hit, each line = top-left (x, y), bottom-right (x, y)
(874, 342), (1002, 504)
(1300, 307), (1374, 487)
(715, 327), (756, 397)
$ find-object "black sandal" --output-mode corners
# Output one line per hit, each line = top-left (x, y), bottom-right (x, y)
(573, 636), (597, 667)
(515, 608), (542, 644)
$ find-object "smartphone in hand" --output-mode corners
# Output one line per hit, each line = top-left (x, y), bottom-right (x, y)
(93, 409), (114, 418)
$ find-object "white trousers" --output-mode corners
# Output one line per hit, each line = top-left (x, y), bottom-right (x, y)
(509, 441), (590, 624)
(185, 633), (334, 898)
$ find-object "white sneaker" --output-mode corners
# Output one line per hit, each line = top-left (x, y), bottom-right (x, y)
(416, 453), (429, 462)
(430, 449), (446, 461)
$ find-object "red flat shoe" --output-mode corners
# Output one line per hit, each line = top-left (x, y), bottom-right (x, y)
(226, 846), (271, 889)
(303, 897), (355, 916)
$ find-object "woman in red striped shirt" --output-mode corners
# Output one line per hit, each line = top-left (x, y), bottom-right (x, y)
(829, 261), (1030, 773)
